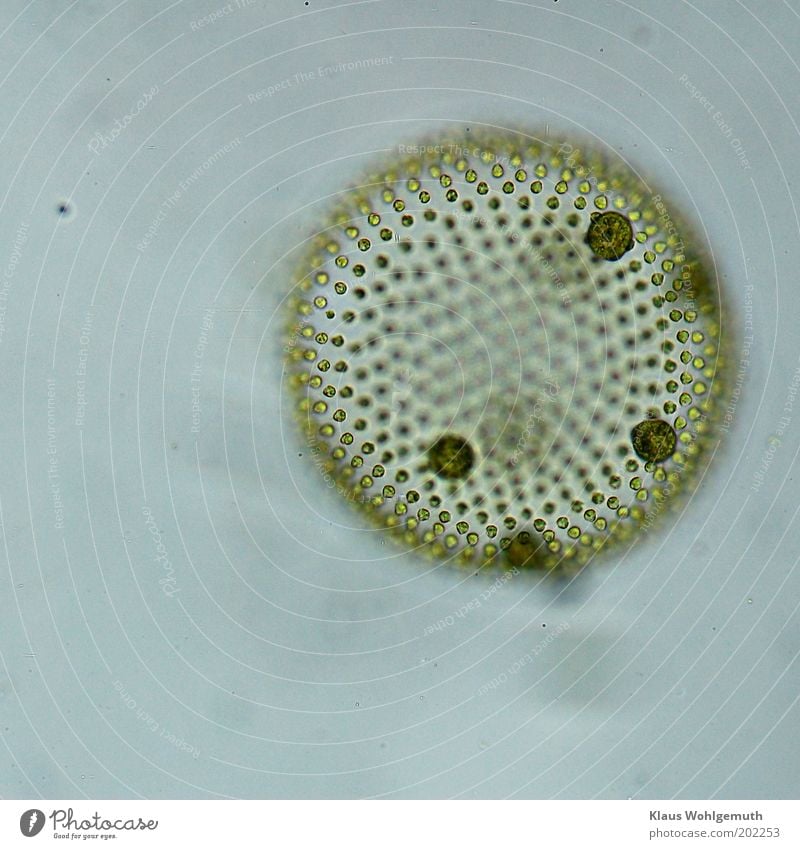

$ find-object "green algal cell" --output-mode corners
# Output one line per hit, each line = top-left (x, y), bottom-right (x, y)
(631, 418), (677, 463)
(587, 211), (634, 260)
(285, 129), (732, 575)
(426, 433), (475, 480)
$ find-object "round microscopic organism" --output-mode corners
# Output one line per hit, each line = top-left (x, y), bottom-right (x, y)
(587, 210), (635, 260)
(427, 433), (476, 480)
(631, 418), (678, 463)
(284, 130), (732, 572)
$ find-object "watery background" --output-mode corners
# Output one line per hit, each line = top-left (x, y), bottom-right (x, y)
(0, 0), (798, 799)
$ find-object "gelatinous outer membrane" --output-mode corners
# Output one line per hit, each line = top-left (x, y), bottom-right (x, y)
(284, 130), (733, 572)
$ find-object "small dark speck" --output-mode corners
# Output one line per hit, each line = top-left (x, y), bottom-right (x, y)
(298, 452), (303, 457)
(56, 201), (75, 219)
(542, 623), (547, 627)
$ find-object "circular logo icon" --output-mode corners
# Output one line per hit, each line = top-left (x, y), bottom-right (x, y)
(19, 809), (45, 837)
